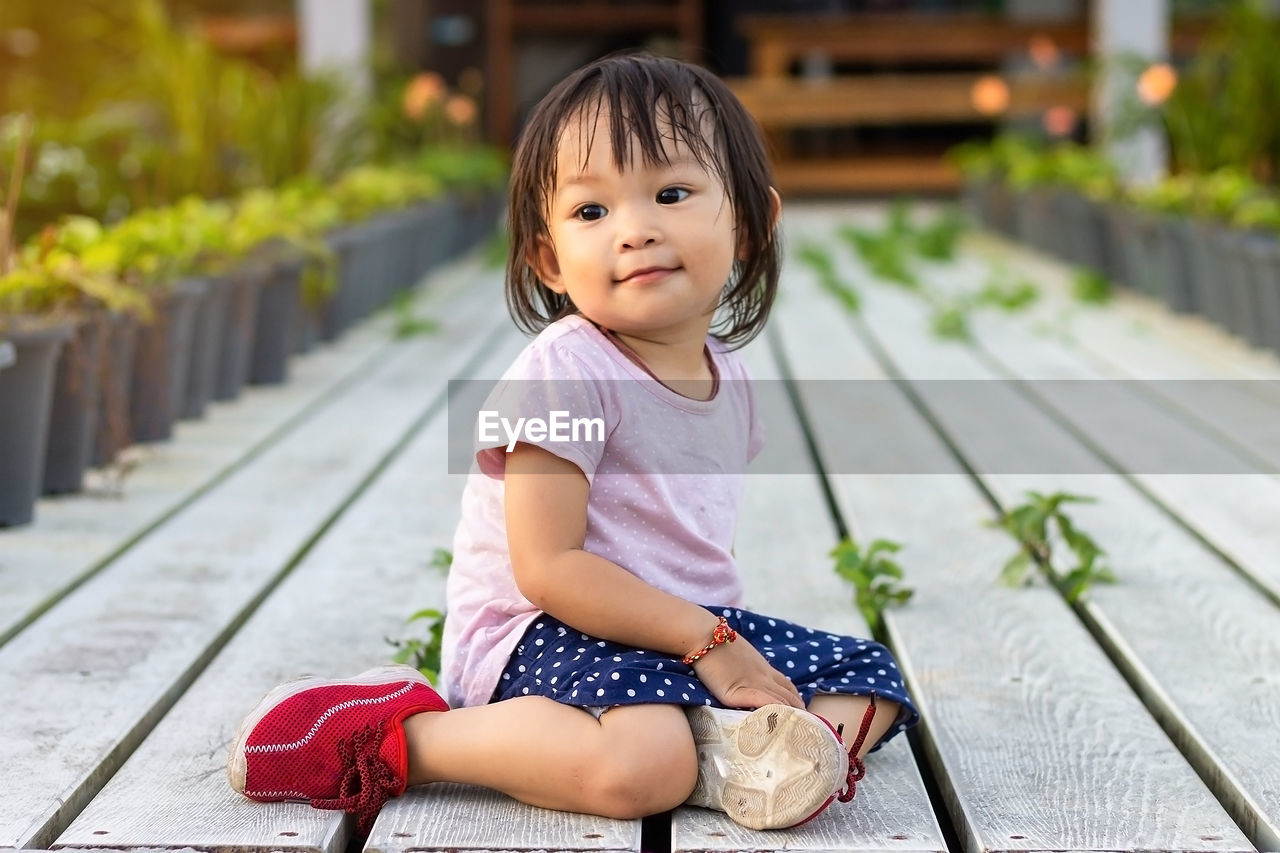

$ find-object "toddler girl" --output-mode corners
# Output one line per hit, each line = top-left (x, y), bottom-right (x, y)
(227, 52), (918, 836)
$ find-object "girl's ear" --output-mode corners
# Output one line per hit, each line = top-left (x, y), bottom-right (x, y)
(737, 187), (783, 261)
(530, 237), (567, 294)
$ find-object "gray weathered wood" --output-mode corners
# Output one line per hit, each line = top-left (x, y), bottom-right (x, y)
(962, 231), (1280, 469)
(667, 341), (947, 853)
(0, 269), (509, 851)
(57, 326), (579, 853)
(368, 784), (640, 853)
(0, 257), (487, 650)
(766, 218), (1255, 853)
(845, 244), (1280, 851)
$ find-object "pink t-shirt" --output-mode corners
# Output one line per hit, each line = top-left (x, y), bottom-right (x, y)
(440, 314), (765, 708)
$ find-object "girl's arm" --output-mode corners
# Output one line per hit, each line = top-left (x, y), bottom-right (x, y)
(504, 442), (802, 710)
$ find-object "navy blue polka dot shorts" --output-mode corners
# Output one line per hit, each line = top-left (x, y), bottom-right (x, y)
(492, 606), (919, 752)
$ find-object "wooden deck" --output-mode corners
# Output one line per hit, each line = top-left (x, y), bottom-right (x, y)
(3, 202), (1279, 853)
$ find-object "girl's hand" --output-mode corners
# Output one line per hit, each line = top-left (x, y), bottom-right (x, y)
(691, 635), (804, 710)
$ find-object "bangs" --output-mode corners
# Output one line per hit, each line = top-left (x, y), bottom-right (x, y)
(541, 64), (730, 200)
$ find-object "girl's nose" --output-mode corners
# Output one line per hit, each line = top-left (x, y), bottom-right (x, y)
(616, 210), (662, 251)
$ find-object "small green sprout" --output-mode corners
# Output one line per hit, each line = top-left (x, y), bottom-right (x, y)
(930, 301), (973, 341)
(913, 208), (967, 261)
(1072, 268), (1112, 304)
(989, 490), (1117, 603)
(391, 291), (441, 339)
(387, 608), (446, 683)
(796, 241), (861, 312)
(831, 537), (914, 635)
(430, 547), (453, 571)
(975, 270), (1039, 312)
(836, 224), (920, 289)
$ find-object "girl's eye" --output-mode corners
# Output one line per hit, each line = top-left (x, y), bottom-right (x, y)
(657, 187), (690, 204)
(575, 204), (606, 221)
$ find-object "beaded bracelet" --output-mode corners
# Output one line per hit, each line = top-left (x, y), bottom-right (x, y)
(682, 616), (738, 665)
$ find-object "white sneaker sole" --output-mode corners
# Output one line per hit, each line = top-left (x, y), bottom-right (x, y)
(684, 704), (848, 830)
(226, 664), (430, 796)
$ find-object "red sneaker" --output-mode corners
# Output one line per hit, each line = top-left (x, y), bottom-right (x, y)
(227, 665), (448, 834)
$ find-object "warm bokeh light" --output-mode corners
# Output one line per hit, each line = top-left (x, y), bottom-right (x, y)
(1137, 63), (1178, 105)
(402, 72), (446, 121)
(1042, 105), (1078, 137)
(971, 75), (1011, 115)
(1027, 35), (1061, 70)
(445, 93), (478, 126)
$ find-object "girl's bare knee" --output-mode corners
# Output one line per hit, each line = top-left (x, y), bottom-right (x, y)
(591, 705), (697, 819)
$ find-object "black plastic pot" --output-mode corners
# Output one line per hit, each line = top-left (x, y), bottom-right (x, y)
(93, 312), (140, 467)
(182, 273), (232, 419)
(1243, 235), (1280, 353)
(1153, 215), (1196, 314)
(42, 312), (107, 494)
(1208, 227), (1260, 343)
(214, 262), (267, 401)
(321, 223), (377, 341)
(249, 254), (303, 385)
(0, 320), (73, 526)
(130, 278), (206, 443)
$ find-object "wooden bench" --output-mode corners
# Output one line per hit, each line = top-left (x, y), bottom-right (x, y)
(4, 207), (1279, 853)
(724, 14), (1092, 195)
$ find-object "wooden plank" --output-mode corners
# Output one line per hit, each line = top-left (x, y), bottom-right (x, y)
(816, 208), (1280, 851)
(0, 270), (510, 851)
(962, 231), (1280, 470)
(727, 74), (1087, 127)
(0, 256), (488, 650)
(58, 330), (635, 853)
(668, 341), (947, 853)
(918, 237), (1280, 606)
(766, 221), (1254, 853)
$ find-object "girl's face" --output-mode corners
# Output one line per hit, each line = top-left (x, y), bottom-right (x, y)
(532, 107), (739, 347)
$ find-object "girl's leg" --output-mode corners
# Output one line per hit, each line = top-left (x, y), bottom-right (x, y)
(808, 694), (902, 759)
(402, 697), (697, 819)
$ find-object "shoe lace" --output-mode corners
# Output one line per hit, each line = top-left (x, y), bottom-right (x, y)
(836, 693), (877, 803)
(311, 722), (400, 836)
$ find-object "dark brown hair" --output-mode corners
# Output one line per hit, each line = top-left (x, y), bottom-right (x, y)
(505, 52), (781, 349)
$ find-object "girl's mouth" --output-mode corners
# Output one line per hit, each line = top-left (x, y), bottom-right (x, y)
(618, 266), (679, 285)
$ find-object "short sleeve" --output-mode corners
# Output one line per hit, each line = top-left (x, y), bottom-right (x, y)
(473, 337), (616, 482)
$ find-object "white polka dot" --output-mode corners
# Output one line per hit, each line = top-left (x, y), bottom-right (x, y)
(627, 689), (636, 697)
(878, 669), (886, 676)
(503, 673), (510, 680)
(810, 654), (820, 661)
(597, 688), (605, 697)
(748, 622), (756, 630)
(522, 687), (529, 694)
(656, 689), (665, 696)
(786, 661), (795, 668)
(535, 622), (544, 629)
(765, 652), (776, 658)
(809, 665), (818, 672)
(763, 634), (772, 642)
(613, 656), (622, 662)
(785, 631), (794, 639)
(611, 672), (620, 680)
(535, 639), (544, 646)
(867, 677), (876, 684)
(578, 648), (586, 653)
(551, 677), (557, 684)
(664, 678), (672, 686)
(768, 620), (776, 626)
(518, 665), (526, 673)
(682, 693), (690, 700)
(871, 651), (881, 657)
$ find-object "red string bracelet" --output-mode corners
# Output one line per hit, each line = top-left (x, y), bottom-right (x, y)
(682, 616), (737, 665)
